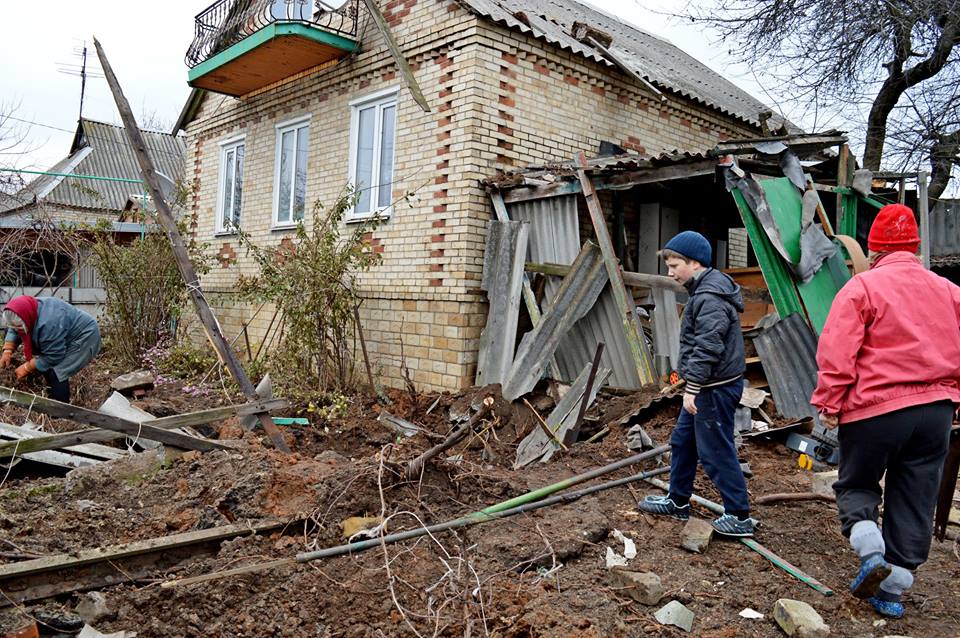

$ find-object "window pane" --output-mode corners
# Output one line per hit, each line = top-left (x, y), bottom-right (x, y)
(377, 104), (396, 209)
(355, 107), (375, 214)
(294, 126), (308, 221)
(232, 145), (244, 227)
(222, 148), (235, 229)
(278, 129), (294, 222)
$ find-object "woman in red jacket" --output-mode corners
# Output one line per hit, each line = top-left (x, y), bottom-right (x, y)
(811, 203), (960, 619)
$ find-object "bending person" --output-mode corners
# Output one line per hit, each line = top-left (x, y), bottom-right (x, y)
(0, 295), (102, 403)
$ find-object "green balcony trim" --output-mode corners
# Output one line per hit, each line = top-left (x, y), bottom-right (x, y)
(188, 22), (359, 84)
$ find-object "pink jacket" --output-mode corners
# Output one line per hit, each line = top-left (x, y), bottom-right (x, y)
(811, 252), (960, 424)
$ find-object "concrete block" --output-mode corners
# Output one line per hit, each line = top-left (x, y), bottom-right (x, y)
(773, 599), (830, 638)
(681, 518), (714, 554)
(609, 569), (664, 606)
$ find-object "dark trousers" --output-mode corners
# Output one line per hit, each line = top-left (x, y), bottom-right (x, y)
(42, 369), (70, 403)
(836, 401), (953, 569)
(669, 379), (750, 514)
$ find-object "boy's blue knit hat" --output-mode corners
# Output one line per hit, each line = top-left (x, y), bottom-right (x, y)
(663, 231), (711, 267)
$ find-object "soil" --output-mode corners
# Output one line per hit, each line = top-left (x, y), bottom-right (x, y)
(1, 372), (958, 637)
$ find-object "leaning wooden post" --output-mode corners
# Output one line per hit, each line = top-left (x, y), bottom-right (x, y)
(94, 39), (290, 452)
(574, 152), (656, 386)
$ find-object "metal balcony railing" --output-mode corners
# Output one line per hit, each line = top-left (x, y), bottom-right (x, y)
(186, 0), (361, 68)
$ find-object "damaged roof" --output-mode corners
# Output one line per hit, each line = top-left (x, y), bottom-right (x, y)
(3, 119), (185, 215)
(457, 0), (784, 127)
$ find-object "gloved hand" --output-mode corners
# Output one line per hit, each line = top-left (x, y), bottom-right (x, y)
(0, 345), (13, 369)
(15, 359), (36, 381)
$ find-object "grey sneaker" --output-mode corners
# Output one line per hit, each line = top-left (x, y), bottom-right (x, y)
(638, 495), (690, 520)
(711, 514), (758, 537)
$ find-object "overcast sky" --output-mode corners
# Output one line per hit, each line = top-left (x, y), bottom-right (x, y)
(2, 0), (802, 173)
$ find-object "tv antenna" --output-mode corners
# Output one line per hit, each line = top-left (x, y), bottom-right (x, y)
(56, 40), (105, 121)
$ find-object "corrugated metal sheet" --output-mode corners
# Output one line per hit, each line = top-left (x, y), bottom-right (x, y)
(13, 119), (185, 213)
(508, 195), (641, 388)
(476, 220), (530, 385)
(458, 0), (785, 128)
(753, 312), (836, 446)
(931, 200), (960, 258)
(501, 242), (609, 400)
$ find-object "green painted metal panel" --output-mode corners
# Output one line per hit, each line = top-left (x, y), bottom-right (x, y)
(838, 193), (858, 237)
(188, 23), (359, 83)
(798, 246), (850, 334)
(731, 189), (805, 320)
(753, 178), (850, 335)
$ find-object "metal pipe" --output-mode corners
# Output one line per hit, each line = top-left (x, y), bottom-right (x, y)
(0, 168), (142, 184)
(297, 463), (671, 562)
(645, 477), (834, 596)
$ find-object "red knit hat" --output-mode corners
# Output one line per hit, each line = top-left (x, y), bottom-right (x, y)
(868, 204), (919, 253)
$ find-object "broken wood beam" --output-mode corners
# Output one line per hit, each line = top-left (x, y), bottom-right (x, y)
(525, 261), (684, 293)
(0, 387), (227, 455)
(0, 520), (292, 606)
(94, 39), (290, 453)
(570, 342), (605, 445)
(0, 398), (288, 458)
(405, 396), (494, 478)
(360, 0), (431, 113)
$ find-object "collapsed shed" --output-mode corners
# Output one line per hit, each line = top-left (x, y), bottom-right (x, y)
(478, 129), (930, 460)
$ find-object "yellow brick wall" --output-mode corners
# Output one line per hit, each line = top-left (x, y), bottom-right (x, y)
(183, 0), (761, 391)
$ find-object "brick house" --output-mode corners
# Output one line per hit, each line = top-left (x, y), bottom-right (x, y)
(175, 0), (777, 391)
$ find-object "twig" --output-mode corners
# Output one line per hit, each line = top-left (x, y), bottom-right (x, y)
(521, 398), (568, 451)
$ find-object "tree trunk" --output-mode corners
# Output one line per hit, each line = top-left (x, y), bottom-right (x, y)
(928, 130), (960, 204)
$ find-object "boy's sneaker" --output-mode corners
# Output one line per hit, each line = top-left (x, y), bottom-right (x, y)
(850, 554), (891, 599)
(868, 596), (904, 619)
(710, 514), (757, 537)
(638, 495), (690, 520)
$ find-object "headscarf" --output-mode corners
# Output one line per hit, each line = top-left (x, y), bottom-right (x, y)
(4, 296), (38, 360)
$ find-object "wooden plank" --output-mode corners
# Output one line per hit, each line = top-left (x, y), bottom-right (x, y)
(360, 0), (431, 113)
(0, 520), (291, 606)
(499, 161), (718, 205)
(919, 170), (931, 269)
(0, 387), (227, 455)
(525, 261), (684, 293)
(94, 40), (290, 453)
(0, 399), (287, 458)
(575, 152), (656, 386)
(0, 423), (126, 461)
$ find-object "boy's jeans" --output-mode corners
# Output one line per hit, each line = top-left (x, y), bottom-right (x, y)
(669, 379), (749, 514)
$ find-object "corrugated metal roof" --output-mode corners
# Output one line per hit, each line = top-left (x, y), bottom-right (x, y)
(458, 0), (783, 127)
(753, 312), (837, 446)
(10, 119), (185, 214)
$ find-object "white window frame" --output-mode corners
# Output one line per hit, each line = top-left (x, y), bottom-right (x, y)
(347, 87), (399, 222)
(272, 115), (311, 228)
(215, 135), (245, 235)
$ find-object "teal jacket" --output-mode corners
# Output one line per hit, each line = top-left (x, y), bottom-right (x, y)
(5, 297), (101, 381)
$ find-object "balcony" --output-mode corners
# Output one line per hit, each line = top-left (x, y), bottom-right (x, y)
(186, 0), (361, 97)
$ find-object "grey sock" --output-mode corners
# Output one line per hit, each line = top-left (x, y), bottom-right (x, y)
(850, 520), (884, 559)
(879, 565), (913, 598)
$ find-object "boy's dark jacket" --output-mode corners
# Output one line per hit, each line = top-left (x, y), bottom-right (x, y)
(678, 268), (746, 387)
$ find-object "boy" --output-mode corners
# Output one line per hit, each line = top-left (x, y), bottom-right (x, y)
(638, 231), (756, 537)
